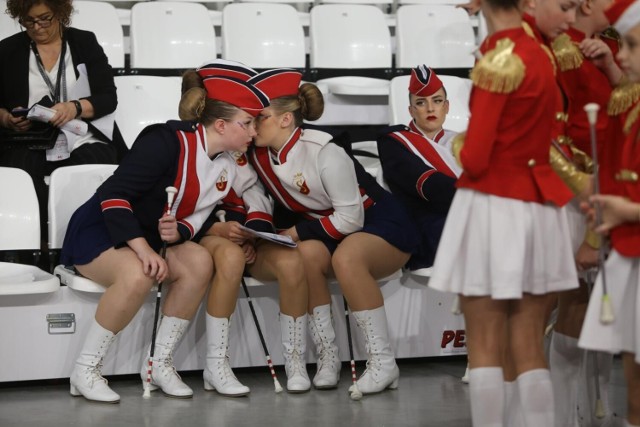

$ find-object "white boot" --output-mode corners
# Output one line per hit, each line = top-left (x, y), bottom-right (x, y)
(349, 306), (399, 395)
(308, 304), (341, 389)
(203, 315), (250, 397)
(139, 316), (192, 398)
(281, 313), (311, 393)
(70, 319), (120, 403)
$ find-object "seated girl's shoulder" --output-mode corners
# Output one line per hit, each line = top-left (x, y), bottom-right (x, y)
(300, 128), (334, 147)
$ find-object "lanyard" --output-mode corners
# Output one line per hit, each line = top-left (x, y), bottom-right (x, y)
(30, 38), (67, 103)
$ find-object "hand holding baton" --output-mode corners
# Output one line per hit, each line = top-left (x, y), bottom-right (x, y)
(584, 103), (614, 325)
(215, 210), (284, 393)
(143, 186), (178, 398)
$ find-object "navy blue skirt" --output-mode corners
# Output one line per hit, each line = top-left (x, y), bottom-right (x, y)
(60, 194), (114, 267)
(324, 192), (421, 255)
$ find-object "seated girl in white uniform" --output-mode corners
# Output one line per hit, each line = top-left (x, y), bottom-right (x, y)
(184, 61), (311, 395)
(247, 69), (419, 395)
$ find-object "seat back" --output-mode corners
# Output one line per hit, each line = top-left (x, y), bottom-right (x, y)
(48, 164), (117, 250)
(0, 1), (20, 41)
(71, 1), (125, 68)
(130, 2), (217, 69)
(222, 3), (305, 68)
(0, 167), (40, 250)
(389, 74), (471, 132)
(114, 75), (182, 148)
(310, 4), (391, 69)
(396, 5), (475, 68)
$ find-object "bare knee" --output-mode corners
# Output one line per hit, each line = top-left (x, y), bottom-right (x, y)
(175, 243), (214, 288)
(213, 243), (245, 281)
(274, 250), (305, 285)
(331, 247), (363, 278)
(117, 269), (155, 302)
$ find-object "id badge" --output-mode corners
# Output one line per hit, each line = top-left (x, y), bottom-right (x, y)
(46, 132), (71, 161)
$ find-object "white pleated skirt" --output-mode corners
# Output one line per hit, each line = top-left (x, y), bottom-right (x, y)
(429, 189), (579, 299)
(579, 250), (640, 363)
(565, 199), (586, 254)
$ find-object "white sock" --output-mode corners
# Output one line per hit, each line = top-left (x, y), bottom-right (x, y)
(469, 367), (504, 427)
(517, 369), (554, 427)
(549, 332), (581, 427)
(504, 381), (526, 427)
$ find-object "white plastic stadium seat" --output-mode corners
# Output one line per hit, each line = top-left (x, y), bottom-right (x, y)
(351, 140), (380, 176)
(398, 0), (466, 4)
(130, 2), (217, 69)
(48, 164), (117, 293)
(114, 75), (182, 148)
(310, 4), (391, 96)
(0, 1), (20, 41)
(389, 74), (471, 133)
(396, 5), (475, 69)
(71, 1), (125, 68)
(222, 3), (305, 69)
(0, 167), (59, 295)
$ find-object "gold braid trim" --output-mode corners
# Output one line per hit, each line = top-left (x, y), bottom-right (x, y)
(549, 145), (591, 195)
(451, 132), (465, 167)
(569, 145), (594, 173)
(624, 102), (640, 135)
(470, 38), (525, 94)
(551, 34), (583, 72)
(584, 227), (602, 249)
(608, 82), (640, 116)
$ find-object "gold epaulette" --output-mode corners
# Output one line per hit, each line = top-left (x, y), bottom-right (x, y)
(549, 145), (591, 195)
(470, 38), (525, 94)
(584, 227), (602, 249)
(551, 34), (583, 72)
(624, 102), (640, 135)
(608, 81), (640, 116)
(569, 145), (594, 173)
(451, 132), (465, 167)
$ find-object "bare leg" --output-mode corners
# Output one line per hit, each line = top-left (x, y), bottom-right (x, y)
(296, 240), (332, 312)
(199, 235), (245, 318)
(462, 296), (508, 426)
(623, 352), (640, 425)
(331, 232), (409, 311)
(510, 294), (554, 427)
(247, 242), (308, 317)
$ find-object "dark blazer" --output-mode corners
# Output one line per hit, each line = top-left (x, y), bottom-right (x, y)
(0, 27), (126, 155)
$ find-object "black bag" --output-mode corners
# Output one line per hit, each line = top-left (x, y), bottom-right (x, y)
(0, 121), (60, 150)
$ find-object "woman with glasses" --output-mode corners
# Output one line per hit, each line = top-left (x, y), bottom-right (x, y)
(60, 64), (269, 403)
(0, 0), (127, 247)
(186, 62), (311, 395)
(248, 69), (419, 396)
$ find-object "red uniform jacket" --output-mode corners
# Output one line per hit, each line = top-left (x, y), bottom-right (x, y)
(560, 27), (617, 156)
(458, 26), (572, 206)
(609, 106), (640, 257)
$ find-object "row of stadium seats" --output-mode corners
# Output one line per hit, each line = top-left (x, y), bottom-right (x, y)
(1, 1), (478, 71)
(113, 73), (470, 148)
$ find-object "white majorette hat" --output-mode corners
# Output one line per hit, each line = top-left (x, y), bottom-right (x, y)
(605, 0), (640, 35)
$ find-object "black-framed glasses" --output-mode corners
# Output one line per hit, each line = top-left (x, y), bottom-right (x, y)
(20, 15), (55, 29)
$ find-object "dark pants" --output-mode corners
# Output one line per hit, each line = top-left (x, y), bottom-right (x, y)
(0, 142), (118, 244)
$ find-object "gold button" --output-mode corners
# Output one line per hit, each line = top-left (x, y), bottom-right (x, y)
(528, 159), (536, 167)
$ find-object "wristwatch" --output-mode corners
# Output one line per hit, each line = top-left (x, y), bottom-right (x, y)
(71, 100), (82, 118)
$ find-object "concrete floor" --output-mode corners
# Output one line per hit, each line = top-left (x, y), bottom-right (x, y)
(0, 357), (628, 427)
